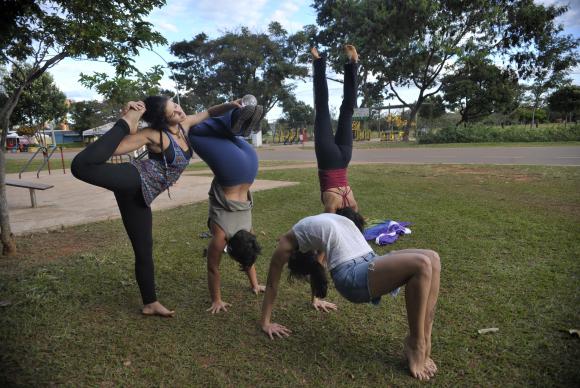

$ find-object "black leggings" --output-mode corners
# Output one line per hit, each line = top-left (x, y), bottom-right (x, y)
(314, 58), (358, 170)
(71, 120), (157, 305)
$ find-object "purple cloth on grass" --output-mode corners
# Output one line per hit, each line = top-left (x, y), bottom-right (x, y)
(363, 220), (411, 246)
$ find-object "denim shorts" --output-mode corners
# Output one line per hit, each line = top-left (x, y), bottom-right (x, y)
(330, 252), (382, 304)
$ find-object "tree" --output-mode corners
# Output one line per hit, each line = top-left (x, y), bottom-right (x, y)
(547, 86), (580, 125)
(169, 22), (310, 116)
(442, 56), (519, 125)
(4, 67), (68, 144)
(418, 95), (446, 120)
(79, 66), (164, 108)
(69, 100), (118, 133)
(312, 0), (575, 138)
(280, 94), (315, 126)
(0, 0), (166, 255)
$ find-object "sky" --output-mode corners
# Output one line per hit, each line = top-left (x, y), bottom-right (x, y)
(48, 0), (580, 120)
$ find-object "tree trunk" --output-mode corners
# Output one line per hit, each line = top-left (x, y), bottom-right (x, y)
(531, 105), (536, 128)
(0, 80), (27, 256)
(404, 104), (420, 141)
(0, 147), (16, 255)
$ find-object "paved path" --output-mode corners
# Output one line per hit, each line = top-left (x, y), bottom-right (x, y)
(7, 144), (580, 166)
(254, 144), (580, 166)
(7, 171), (297, 236)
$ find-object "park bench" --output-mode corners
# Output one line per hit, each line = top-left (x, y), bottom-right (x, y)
(5, 179), (54, 208)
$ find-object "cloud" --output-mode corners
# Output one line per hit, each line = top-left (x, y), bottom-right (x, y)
(156, 21), (179, 33)
(192, 0), (269, 30)
(270, 0), (306, 32)
(535, 0), (580, 29)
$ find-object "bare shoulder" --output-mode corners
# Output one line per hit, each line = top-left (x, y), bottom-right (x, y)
(278, 231), (297, 252)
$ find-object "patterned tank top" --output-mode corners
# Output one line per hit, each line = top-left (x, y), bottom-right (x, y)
(131, 127), (192, 206)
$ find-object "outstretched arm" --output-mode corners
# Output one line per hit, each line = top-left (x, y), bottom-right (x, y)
(112, 101), (152, 155)
(311, 251), (337, 312)
(246, 265), (265, 294)
(206, 224), (230, 314)
(260, 233), (294, 339)
(181, 99), (242, 134)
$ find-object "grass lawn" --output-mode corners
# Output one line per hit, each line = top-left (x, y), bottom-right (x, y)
(1, 164), (579, 386)
(3, 158), (72, 175)
(348, 140), (580, 149)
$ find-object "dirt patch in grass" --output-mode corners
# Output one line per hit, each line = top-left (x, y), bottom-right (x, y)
(429, 165), (543, 182)
(0, 223), (121, 272)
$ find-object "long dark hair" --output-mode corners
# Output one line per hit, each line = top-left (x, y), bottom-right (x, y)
(336, 207), (365, 233)
(288, 250), (328, 298)
(141, 95), (173, 197)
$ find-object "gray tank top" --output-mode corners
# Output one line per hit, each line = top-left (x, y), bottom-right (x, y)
(207, 179), (253, 239)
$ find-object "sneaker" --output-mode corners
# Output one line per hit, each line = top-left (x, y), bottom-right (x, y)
(242, 105), (263, 137)
(231, 105), (255, 135)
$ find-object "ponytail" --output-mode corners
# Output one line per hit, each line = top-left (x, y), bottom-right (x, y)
(288, 250), (328, 298)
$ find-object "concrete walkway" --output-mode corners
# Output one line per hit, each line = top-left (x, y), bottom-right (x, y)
(6, 171), (297, 236)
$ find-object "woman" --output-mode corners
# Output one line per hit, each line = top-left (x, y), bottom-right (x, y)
(71, 97), (258, 317)
(311, 45), (365, 232)
(260, 213), (441, 381)
(187, 106), (266, 314)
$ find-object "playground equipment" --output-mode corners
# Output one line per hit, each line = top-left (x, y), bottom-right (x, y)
(351, 119), (370, 140)
(380, 131), (406, 142)
(18, 145), (66, 179)
(272, 127), (307, 145)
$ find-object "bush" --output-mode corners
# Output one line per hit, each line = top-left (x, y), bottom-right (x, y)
(418, 124), (580, 144)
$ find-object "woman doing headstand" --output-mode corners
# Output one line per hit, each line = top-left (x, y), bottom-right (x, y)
(311, 45), (365, 231)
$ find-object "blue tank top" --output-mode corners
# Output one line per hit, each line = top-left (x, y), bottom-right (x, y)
(131, 128), (192, 206)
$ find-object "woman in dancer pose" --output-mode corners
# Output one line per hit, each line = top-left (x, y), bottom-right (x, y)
(71, 97), (259, 317)
(187, 104), (266, 314)
(260, 213), (441, 381)
(311, 45), (365, 232)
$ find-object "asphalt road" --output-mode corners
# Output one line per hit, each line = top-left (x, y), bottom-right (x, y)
(5, 144), (580, 166)
(255, 145), (580, 166)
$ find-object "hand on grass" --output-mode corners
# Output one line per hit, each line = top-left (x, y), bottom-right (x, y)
(262, 322), (292, 339)
(312, 298), (337, 313)
(252, 284), (266, 295)
(206, 300), (231, 314)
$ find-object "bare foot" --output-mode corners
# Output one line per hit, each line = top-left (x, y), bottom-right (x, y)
(425, 357), (437, 377)
(344, 44), (359, 63)
(404, 336), (429, 381)
(141, 301), (175, 317)
(310, 47), (321, 60)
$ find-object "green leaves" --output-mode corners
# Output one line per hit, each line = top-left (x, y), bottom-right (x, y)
(3, 65), (67, 129)
(79, 65), (164, 108)
(168, 22), (310, 115)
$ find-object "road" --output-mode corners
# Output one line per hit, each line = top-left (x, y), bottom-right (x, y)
(6, 144), (580, 166)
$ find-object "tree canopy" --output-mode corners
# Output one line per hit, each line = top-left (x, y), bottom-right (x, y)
(0, 0), (167, 255)
(169, 22), (311, 116)
(311, 0), (578, 134)
(442, 56), (519, 125)
(3, 66), (67, 130)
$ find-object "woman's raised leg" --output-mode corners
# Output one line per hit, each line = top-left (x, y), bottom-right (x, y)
(311, 48), (343, 169)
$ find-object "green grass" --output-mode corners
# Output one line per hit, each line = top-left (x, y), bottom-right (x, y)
(347, 140), (580, 149)
(3, 158), (72, 174)
(1, 164), (579, 386)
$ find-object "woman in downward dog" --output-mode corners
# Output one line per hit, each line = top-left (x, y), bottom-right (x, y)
(71, 97), (251, 316)
(260, 213), (441, 381)
(311, 45), (365, 231)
